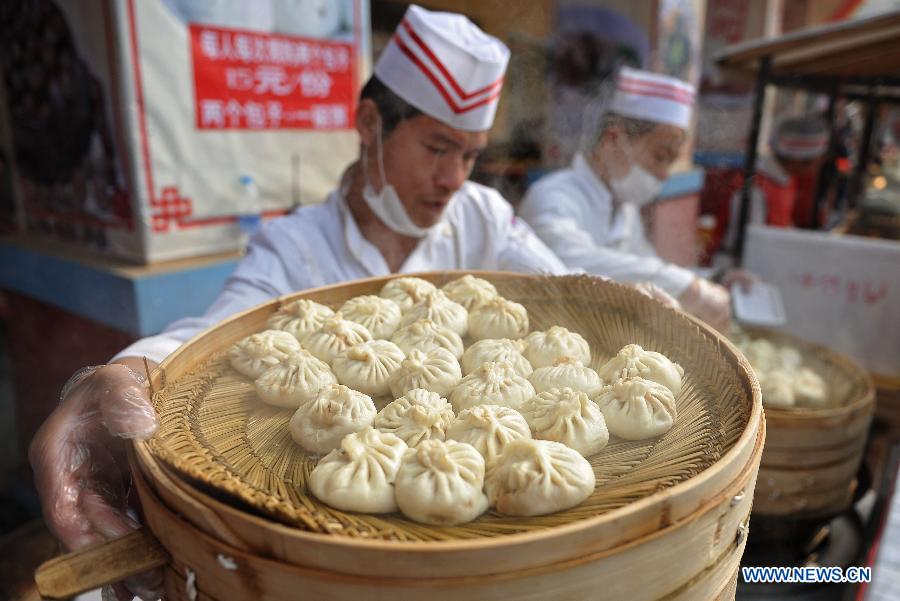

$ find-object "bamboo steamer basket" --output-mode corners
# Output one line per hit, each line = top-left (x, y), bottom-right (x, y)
(37, 272), (764, 601)
(744, 328), (875, 519)
(873, 374), (900, 439)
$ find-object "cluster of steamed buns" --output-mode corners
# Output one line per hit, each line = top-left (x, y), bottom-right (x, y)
(228, 275), (684, 526)
(736, 336), (829, 409)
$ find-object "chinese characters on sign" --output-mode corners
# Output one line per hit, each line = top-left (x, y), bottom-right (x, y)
(797, 271), (889, 306)
(190, 24), (356, 130)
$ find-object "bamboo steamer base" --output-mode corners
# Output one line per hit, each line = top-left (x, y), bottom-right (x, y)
(135, 422), (762, 601)
(161, 568), (740, 601)
(873, 375), (900, 439)
(746, 328), (875, 519)
(754, 460), (858, 517)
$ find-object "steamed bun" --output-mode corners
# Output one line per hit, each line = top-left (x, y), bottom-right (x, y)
(523, 326), (591, 369)
(332, 340), (405, 398)
(468, 297), (529, 340)
(594, 377), (677, 440)
(597, 344), (683, 396)
(266, 299), (334, 341)
(255, 349), (336, 408)
(520, 387), (609, 456)
(290, 384), (377, 454)
(389, 348), (462, 399)
(229, 330), (302, 378)
(441, 275), (498, 311)
(485, 439), (595, 516)
(450, 362), (535, 412)
(380, 277), (437, 311)
(394, 439), (488, 525)
(374, 388), (455, 447)
(308, 427), (407, 513)
(446, 404), (531, 465)
(302, 313), (372, 364)
(391, 319), (465, 360)
(339, 295), (402, 339)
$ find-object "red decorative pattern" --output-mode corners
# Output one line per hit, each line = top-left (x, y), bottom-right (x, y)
(151, 186), (193, 232)
(149, 185), (288, 232)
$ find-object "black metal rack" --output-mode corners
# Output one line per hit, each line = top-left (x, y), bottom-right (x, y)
(715, 11), (900, 263)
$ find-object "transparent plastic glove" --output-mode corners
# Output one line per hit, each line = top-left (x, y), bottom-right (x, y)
(678, 277), (732, 333)
(630, 282), (682, 310)
(29, 362), (162, 601)
(719, 268), (756, 293)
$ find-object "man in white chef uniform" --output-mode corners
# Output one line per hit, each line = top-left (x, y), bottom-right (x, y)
(29, 7), (574, 600)
(519, 67), (732, 332)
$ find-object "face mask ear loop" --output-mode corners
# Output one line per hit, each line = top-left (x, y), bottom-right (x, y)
(618, 130), (634, 169)
(373, 114), (389, 190)
(360, 140), (370, 187)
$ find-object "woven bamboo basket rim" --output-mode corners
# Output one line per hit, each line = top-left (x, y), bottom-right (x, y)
(141, 271), (763, 545)
(742, 326), (875, 421)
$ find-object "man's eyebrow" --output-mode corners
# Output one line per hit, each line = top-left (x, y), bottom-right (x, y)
(427, 132), (486, 154)
(427, 132), (463, 149)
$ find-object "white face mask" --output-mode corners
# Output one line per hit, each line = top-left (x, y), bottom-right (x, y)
(608, 139), (664, 207)
(360, 122), (434, 239)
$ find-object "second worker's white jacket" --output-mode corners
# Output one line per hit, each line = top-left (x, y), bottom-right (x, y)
(518, 153), (695, 297)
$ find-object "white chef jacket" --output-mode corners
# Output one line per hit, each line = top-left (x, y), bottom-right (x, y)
(117, 181), (568, 364)
(518, 153), (695, 297)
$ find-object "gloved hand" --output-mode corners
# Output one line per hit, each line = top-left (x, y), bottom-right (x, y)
(29, 361), (162, 601)
(719, 268), (756, 293)
(678, 277), (732, 333)
(631, 282), (682, 310)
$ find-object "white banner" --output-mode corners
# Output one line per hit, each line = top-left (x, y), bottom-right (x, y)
(744, 225), (900, 377)
(4, 0), (370, 264)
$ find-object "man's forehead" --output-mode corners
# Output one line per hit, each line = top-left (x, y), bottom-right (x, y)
(413, 115), (488, 149)
(645, 125), (685, 152)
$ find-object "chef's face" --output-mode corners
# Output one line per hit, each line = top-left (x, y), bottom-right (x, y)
(359, 101), (488, 228)
(607, 123), (686, 181)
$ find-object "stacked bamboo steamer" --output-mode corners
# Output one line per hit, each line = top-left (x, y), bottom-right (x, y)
(745, 328), (875, 519)
(48, 273), (765, 601)
(873, 374), (900, 439)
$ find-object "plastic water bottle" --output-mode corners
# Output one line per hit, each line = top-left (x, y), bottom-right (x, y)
(237, 174), (261, 253)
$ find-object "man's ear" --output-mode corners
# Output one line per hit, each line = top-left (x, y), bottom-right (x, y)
(594, 126), (618, 155)
(604, 126), (621, 145)
(356, 99), (381, 148)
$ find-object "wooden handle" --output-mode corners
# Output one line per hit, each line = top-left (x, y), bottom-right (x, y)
(34, 528), (168, 600)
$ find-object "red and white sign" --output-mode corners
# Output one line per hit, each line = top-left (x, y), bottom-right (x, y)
(4, 0), (370, 263)
(744, 225), (900, 377)
(190, 24), (357, 130)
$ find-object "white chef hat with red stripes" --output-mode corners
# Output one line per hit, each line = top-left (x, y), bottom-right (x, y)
(608, 67), (695, 130)
(771, 115), (829, 160)
(374, 4), (510, 132)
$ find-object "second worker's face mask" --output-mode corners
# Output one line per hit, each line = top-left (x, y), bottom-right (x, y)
(360, 121), (434, 239)
(608, 137), (664, 207)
